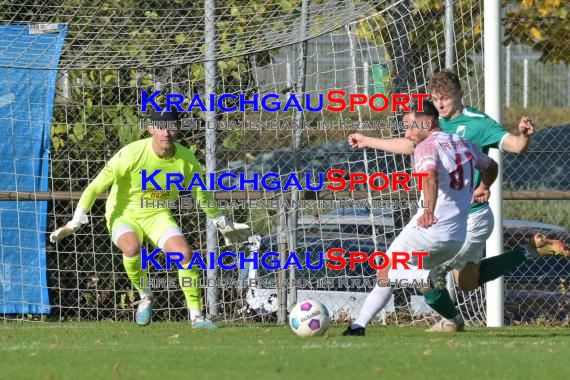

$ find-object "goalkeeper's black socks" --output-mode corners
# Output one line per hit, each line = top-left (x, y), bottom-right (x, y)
(477, 247), (526, 286)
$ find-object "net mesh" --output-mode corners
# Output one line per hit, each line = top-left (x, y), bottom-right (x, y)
(1, 0), (568, 326)
(3, 0), (384, 69)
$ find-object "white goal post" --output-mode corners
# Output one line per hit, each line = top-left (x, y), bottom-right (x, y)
(484, 0), (504, 328)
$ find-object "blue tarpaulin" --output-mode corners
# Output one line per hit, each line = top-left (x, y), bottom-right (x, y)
(0, 24), (67, 314)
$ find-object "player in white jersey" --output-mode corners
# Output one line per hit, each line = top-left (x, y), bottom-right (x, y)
(408, 129), (492, 246)
(347, 70), (568, 333)
(343, 99), (498, 336)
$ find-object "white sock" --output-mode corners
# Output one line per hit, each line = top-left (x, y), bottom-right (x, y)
(352, 286), (393, 328)
(388, 266), (430, 283)
(139, 288), (153, 299)
(190, 309), (203, 320)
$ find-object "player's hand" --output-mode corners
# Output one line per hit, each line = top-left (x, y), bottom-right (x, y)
(50, 208), (88, 243)
(417, 210), (438, 229)
(518, 117), (535, 137)
(50, 221), (82, 243)
(473, 186), (491, 203)
(212, 214), (251, 245)
(348, 133), (368, 149)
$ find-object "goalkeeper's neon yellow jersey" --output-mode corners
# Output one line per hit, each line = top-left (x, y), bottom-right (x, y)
(439, 106), (509, 214)
(77, 138), (221, 219)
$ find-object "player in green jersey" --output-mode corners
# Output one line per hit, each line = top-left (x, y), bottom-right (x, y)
(50, 108), (251, 328)
(344, 70), (568, 335)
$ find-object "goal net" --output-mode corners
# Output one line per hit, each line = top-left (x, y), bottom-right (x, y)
(1, 0), (565, 326)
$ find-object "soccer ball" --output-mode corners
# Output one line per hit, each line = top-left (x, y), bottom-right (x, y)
(289, 299), (330, 337)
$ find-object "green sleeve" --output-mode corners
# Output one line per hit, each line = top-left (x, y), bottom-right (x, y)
(478, 116), (509, 151)
(77, 149), (130, 211)
(184, 149), (222, 218)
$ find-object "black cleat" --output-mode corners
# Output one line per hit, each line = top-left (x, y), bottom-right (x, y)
(342, 325), (365, 336)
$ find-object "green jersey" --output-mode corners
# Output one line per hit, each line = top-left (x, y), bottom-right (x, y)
(439, 106), (508, 214)
(78, 138), (221, 220)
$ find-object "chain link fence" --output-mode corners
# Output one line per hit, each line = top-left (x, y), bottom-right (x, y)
(499, 13), (570, 325)
(0, 0), (568, 325)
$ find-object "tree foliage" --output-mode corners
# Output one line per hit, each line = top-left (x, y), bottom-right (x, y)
(2, 0), (566, 155)
(503, 0), (569, 64)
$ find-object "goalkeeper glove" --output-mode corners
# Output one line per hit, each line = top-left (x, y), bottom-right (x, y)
(50, 207), (89, 243)
(212, 214), (251, 245)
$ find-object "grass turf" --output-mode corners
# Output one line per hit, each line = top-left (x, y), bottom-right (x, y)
(0, 323), (568, 380)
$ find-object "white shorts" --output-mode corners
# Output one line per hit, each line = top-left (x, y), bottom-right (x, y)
(385, 223), (464, 270)
(449, 206), (495, 270)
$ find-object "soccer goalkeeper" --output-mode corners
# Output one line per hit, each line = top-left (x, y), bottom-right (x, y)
(50, 107), (250, 328)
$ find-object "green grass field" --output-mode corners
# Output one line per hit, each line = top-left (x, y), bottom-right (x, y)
(1, 323), (568, 380)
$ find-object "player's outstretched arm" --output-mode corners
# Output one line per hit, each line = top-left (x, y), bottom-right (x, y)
(50, 176), (114, 243)
(500, 117), (535, 153)
(347, 133), (415, 155)
(50, 152), (124, 243)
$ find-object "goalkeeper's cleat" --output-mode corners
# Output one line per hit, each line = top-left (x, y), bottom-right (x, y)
(526, 233), (570, 259)
(428, 263), (452, 290)
(134, 296), (154, 326)
(191, 316), (218, 329)
(342, 324), (365, 336)
(425, 318), (465, 333)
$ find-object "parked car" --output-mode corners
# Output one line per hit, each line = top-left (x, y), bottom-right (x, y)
(223, 125), (569, 192)
(503, 124), (570, 191)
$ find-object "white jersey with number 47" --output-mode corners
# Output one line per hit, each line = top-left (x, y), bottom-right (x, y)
(412, 131), (493, 241)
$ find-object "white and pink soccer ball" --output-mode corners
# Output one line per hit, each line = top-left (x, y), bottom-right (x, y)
(289, 300), (331, 337)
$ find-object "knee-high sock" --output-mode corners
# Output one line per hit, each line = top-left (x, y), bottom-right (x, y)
(478, 247), (526, 286)
(423, 288), (459, 320)
(123, 254), (151, 298)
(390, 265), (460, 321)
(178, 268), (202, 310)
(352, 286), (393, 328)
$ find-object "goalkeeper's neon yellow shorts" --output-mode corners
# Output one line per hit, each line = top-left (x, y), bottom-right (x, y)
(107, 212), (182, 248)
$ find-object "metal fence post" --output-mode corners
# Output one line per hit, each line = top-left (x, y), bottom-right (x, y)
(505, 44), (511, 107)
(204, 0), (219, 317)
